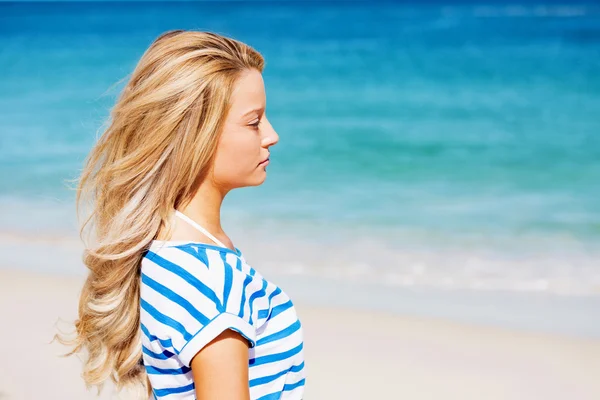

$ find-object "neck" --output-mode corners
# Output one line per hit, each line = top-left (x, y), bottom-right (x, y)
(180, 180), (228, 236)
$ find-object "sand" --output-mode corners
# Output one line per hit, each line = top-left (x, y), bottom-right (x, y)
(0, 268), (599, 400)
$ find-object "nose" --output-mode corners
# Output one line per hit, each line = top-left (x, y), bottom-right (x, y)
(261, 117), (279, 147)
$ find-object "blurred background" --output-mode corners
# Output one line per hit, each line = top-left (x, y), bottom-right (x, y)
(1, 0), (600, 398)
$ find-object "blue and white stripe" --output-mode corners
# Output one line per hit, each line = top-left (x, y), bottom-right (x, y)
(140, 241), (306, 399)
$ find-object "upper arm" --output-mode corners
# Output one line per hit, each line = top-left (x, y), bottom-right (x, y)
(191, 329), (252, 400)
(144, 246), (262, 397)
(144, 246), (258, 366)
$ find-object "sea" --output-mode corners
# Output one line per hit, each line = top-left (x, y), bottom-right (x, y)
(1, 1), (599, 336)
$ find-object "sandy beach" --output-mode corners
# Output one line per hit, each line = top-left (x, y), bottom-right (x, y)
(0, 267), (598, 400)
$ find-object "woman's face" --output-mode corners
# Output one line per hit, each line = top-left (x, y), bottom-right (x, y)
(212, 68), (279, 190)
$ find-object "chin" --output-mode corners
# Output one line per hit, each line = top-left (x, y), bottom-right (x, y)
(237, 174), (267, 188)
(252, 175), (267, 186)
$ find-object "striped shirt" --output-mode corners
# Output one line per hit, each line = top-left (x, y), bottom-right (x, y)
(139, 240), (305, 399)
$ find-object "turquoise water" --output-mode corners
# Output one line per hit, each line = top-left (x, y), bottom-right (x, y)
(1, 1), (599, 295)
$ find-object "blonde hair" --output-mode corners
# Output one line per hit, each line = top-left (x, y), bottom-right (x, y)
(53, 30), (264, 398)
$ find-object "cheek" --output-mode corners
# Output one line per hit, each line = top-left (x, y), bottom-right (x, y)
(213, 133), (260, 181)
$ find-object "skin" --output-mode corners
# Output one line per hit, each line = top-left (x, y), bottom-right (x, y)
(162, 68), (279, 249)
(159, 68), (279, 399)
(191, 330), (253, 400)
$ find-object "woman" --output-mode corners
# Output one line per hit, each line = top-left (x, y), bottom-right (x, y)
(55, 30), (306, 400)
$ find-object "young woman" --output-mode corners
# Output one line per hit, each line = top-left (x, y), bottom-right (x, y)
(56, 30), (306, 400)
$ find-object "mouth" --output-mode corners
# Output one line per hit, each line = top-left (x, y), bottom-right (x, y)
(259, 156), (270, 166)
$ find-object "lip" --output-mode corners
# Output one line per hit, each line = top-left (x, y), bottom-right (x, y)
(259, 155), (270, 166)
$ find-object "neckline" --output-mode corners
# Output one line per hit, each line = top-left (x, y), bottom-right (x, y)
(150, 240), (242, 257)
(173, 209), (234, 250)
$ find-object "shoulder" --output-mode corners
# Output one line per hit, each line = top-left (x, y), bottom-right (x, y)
(142, 241), (258, 285)
(143, 241), (232, 269)
(140, 242), (264, 365)
(141, 241), (267, 314)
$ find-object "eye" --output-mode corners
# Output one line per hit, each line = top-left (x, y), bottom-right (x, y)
(250, 120), (261, 129)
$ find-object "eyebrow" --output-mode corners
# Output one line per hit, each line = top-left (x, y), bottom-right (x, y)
(241, 107), (265, 118)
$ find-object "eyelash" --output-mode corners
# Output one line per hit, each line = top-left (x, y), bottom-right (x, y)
(250, 120), (261, 129)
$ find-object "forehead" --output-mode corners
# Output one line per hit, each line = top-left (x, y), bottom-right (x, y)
(229, 69), (266, 117)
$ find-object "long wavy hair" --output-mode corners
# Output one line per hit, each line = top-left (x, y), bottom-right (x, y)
(53, 30), (265, 398)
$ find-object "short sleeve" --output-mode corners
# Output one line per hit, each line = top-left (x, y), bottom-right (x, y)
(142, 244), (259, 368)
(178, 311), (256, 367)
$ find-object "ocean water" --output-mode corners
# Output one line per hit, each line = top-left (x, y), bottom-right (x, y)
(1, 1), (600, 297)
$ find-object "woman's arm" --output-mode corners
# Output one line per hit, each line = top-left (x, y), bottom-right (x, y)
(191, 329), (252, 400)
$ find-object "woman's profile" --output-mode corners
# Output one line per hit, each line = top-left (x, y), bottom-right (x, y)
(54, 29), (306, 400)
